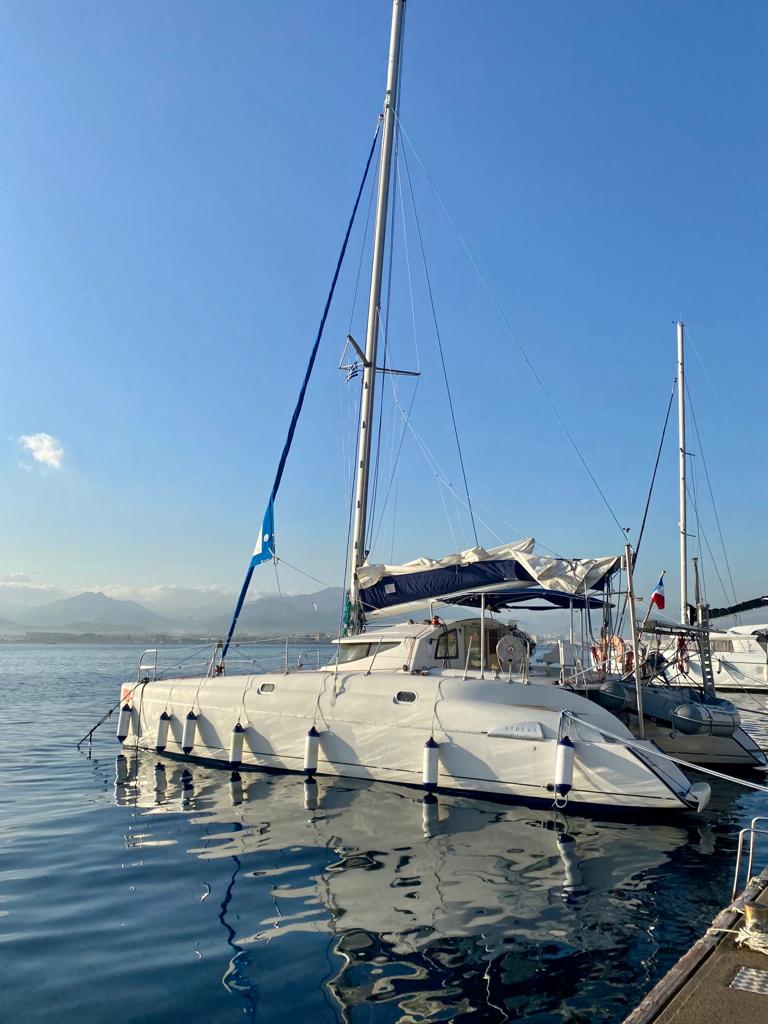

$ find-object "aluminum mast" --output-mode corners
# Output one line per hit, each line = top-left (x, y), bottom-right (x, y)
(347, 0), (406, 632)
(677, 321), (688, 623)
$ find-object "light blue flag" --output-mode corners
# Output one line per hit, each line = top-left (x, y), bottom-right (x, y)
(250, 500), (275, 567)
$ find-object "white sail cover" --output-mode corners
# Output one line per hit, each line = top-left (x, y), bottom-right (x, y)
(357, 539), (620, 619)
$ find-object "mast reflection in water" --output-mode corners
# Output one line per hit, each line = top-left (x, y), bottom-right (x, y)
(114, 752), (720, 1022)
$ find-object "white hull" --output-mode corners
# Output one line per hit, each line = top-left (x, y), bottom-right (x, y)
(118, 670), (708, 813)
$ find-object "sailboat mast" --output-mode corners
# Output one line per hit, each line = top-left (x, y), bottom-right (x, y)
(348, 0), (406, 631)
(677, 320), (688, 623)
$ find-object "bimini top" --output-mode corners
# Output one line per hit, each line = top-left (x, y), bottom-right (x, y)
(357, 538), (620, 619)
(436, 584), (607, 613)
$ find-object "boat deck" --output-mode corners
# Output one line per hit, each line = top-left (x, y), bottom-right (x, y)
(624, 870), (768, 1023)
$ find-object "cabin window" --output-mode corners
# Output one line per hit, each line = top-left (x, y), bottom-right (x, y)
(435, 629), (459, 660)
(258, 682), (276, 694)
(335, 641), (399, 664)
(711, 639), (734, 654)
(395, 690), (417, 703)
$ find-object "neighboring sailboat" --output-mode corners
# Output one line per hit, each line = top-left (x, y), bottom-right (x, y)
(595, 323), (767, 768)
(685, 597), (768, 701)
(115, 0), (710, 813)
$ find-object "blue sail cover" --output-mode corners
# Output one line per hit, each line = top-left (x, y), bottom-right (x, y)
(356, 541), (620, 620)
(360, 555), (534, 616)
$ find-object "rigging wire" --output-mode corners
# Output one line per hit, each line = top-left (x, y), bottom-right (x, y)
(614, 377), (677, 639)
(367, 144), (424, 551)
(346, 142), (381, 337)
(686, 480), (734, 611)
(339, 381), (362, 635)
(273, 558), (292, 672)
(399, 134), (479, 548)
(221, 123), (381, 658)
(395, 113), (627, 543)
(339, 143), (381, 521)
(389, 399), (531, 551)
(367, 132), (401, 544)
(685, 380), (740, 610)
(685, 324), (741, 435)
(635, 378), (676, 559)
(687, 443), (707, 603)
(273, 556), (336, 592)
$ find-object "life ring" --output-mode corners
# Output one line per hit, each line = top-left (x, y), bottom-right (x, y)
(593, 635), (628, 672)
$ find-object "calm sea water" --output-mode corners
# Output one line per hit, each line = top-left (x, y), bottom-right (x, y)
(2, 643), (768, 1024)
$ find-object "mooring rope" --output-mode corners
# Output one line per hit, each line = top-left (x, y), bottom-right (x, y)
(564, 711), (768, 794)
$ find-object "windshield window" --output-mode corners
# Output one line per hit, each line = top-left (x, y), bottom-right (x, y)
(335, 641), (400, 664)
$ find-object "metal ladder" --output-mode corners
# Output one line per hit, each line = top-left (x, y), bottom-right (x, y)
(692, 559), (717, 698)
(696, 604), (717, 698)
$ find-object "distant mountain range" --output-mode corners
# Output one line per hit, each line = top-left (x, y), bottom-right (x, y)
(1, 586), (765, 642)
(204, 588), (344, 637)
(22, 592), (179, 630)
(0, 588), (345, 639)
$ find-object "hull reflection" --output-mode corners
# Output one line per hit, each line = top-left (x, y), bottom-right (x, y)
(117, 753), (691, 955)
(113, 753), (715, 1020)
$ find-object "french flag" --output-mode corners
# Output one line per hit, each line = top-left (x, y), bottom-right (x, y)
(650, 575), (665, 610)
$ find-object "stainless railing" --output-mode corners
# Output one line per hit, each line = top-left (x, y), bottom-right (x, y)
(732, 816), (768, 898)
(137, 649), (158, 683)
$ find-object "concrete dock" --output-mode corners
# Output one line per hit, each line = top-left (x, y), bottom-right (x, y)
(624, 869), (768, 1023)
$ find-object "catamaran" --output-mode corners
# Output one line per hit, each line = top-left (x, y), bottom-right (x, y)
(114, 0), (710, 813)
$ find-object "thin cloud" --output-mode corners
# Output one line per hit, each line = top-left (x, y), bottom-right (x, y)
(19, 433), (65, 470)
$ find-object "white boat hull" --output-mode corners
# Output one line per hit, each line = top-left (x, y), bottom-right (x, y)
(118, 670), (709, 813)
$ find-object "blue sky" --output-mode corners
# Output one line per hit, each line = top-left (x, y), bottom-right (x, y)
(1, 0), (766, 612)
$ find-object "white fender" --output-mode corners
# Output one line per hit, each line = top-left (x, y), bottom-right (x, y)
(155, 711), (171, 753)
(304, 726), (321, 776)
(554, 736), (575, 797)
(423, 737), (440, 790)
(116, 703), (132, 743)
(182, 711), (198, 754)
(229, 722), (245, 767)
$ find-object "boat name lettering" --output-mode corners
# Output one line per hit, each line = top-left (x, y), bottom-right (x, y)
(487, 722), (545, 741)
